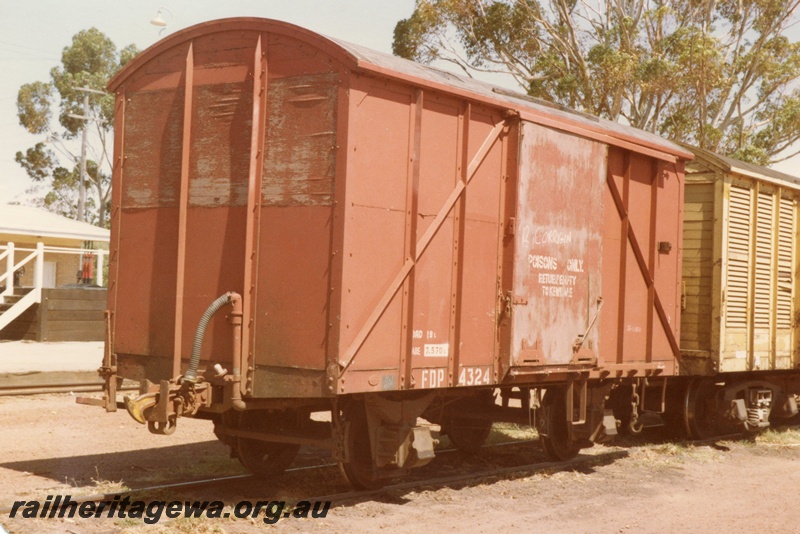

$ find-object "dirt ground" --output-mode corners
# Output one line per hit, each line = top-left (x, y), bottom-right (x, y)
(1, 393), (800, 533)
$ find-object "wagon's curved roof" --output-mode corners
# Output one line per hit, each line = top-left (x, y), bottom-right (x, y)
(110, 17), (691, 161)
(329, 36), (691, 161)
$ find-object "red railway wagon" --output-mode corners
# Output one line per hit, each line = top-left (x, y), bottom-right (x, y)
(81, 18), (693, 488)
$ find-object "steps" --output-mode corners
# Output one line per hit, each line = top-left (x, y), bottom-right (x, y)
(0, 287), (31, 310)
(0, 287), (39, 332)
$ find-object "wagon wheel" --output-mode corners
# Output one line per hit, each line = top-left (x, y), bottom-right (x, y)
(442, 393), (494, 453)
(684, 377), (734, 440)
(538, 387), (580, 461)
(338, 401), (384, 490)
(235, 410), (300, 478)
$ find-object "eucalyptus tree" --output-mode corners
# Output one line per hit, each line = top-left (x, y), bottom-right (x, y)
(16, 28), (137, 225)
(394, 0), (800, 164)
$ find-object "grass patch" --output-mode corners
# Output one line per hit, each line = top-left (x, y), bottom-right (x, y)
(627, 440), (723, 467)
(131, 454), (244, 486)
(489, 423), (537, 443)
(435, 422), (536, 450)
(755, 426), (800, 446)
(89, 476), (130, 495)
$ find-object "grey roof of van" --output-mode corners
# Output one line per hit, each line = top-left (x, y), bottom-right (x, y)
(331, 36), (689, 158)
(684, 144), (800, 190)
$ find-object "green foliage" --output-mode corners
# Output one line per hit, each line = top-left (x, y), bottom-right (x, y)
(14, 143), (104, 224)
(393, 0), (800, 163)
(15, 28), (139, 226)
(14, 143), (56, 182)
(16, 82), (52, 135)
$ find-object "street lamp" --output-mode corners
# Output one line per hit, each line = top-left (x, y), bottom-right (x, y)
(150, 7), (173, 31)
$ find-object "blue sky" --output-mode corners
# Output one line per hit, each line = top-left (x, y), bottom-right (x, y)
(2, 0), (800, 205)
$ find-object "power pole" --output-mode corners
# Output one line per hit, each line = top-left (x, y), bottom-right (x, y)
(68, 86), (106, 223)
(78, 90), (88, 222)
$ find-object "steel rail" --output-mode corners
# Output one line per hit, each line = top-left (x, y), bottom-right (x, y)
(304, 431), (758, 503)
(1, 431), (769, 516)
(308, 450), (630, 504)
(0, 439), (539, 515)
(0, 382), (137, 397)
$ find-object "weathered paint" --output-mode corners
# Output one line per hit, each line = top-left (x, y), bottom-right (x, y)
(107, 18), (688, 397)
(681, 147), (800, 374)
(261, 73), (338, 206)
(511, 123), (606, 367)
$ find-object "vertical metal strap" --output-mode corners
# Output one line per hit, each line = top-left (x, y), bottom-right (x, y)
(493, 117), (511, 383)
(400, 88), (423, 390)
(173, 42), (194, 377)
(103, 310), (116, 412)
(646, 161), (659, 363)
(107, 91), (125, 353)
(448, 103), (469, 386)
(615, 152), (630, 364)
(242, 35), (269, 386)
(103, 90), (126, 410)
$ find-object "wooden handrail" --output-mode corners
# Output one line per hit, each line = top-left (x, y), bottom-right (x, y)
(0, 242), (107, 289)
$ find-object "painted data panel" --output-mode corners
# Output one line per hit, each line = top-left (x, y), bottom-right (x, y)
(512, 123), (606, 367)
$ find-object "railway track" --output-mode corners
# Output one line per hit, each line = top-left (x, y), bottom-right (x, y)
(0, 438), (532, 514)
(0, 442), (624, 517)
(0, 379), (137, 397)
(0, 382), (103, 396)
(0, 432), (757, 516)
(307, 449), (630, 504)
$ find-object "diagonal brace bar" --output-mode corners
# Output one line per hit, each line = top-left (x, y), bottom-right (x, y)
(606, 174), (681, 358)
(340, 119), (506, 371)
